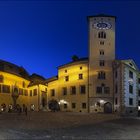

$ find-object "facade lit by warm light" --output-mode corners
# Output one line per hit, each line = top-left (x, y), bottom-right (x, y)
(0, 14), (140, 115)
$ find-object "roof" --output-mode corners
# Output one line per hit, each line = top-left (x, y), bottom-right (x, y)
(45, 76), (58, 83)
(57, 57), (88, 69)
(0, 59), (29, 80)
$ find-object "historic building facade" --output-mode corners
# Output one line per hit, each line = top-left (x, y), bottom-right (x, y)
(0, 14), (139, 115)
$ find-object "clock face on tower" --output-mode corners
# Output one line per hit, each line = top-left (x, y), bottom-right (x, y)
(93, 21), (112, 30)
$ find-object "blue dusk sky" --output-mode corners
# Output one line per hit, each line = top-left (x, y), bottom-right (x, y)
(0, 0), (140, 78)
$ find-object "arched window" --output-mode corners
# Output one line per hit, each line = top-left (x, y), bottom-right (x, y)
(98, 31), (106, 39)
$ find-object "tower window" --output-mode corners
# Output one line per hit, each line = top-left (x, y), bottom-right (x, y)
(99, 50), (104, 55)
(98, 71), (106, 79)
(115, 98), (118, 105)
(99, 60), (105, 66)
(96, 87), (102, 94)
(98, 31), (106, 39)
(100, 41), (104, 45)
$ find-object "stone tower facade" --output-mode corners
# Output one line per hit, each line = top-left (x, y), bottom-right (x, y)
(88, 15), (116, 113)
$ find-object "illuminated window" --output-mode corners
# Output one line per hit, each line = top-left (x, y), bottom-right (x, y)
(80, 85), (86, 94)
(64, 104), (67, 109)
(79, 74), (83, 80)
(129, 71), (133, 79)
(129, 84), (133, 94)
(98, 31), (106, 39)
(104, 87), (110, 94)
(82, 103), (86, 109)
(51, 89), (55, 96)
(129, 98), (133, 105)
(33, 89), (37, 96)
(2, 85), (10, 93)
(0, 75), (4, 83)
(65, 76), (69, 82)
(71, 86), (76, 95)
(62, 87), (67, 95)
(30, 90), (32, 96)
(99, 50), (104, 55)
(98, 71), (106, 79)
(72, 103), (76, 109)
(99, 60), (105, 66)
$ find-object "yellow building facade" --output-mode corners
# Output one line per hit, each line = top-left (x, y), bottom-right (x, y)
(0, 14), (139, 115)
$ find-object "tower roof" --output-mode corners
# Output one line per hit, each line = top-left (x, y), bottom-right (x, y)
(87, 14), (116, 19)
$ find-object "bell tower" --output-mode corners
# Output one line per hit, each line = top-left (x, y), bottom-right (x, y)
(88, 14), (116, 113)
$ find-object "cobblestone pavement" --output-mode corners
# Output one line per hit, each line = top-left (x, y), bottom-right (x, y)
(0, 112), (140, 139)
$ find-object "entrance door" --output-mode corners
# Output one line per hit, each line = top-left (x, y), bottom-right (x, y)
(104, 102), (112, 113)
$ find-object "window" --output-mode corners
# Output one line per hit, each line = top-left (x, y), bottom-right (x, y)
(98, 71), (106, 79)
(51, 89), (55, 96)
(30, 90), (32, 97)
(64, 104), (67, 109)
(65, 76), (69, 82)
(96, 87), (102, 94)
(0, 75), (4, 83)
(99, 50), (104, 55)
(138, 90), (140, 97)
(115, 71), (118, 78)
(71, 86), (76, 95)
(80, 66), (82, 70)
(19, 88), (23, 95)
(80, 85), (86, 94)
(22, 81), (25, 88)
(129, 84), (133, 94)
(115, 98), (118, 105)
(24, 90), (28, 96)
(33, 89), (37, 96)
(100, 41), (104, 45)
(129, 71), (133, 79)
(99, 60), (105, 66)
(129, 98), (133, 105)
(98, 31), (106, 39)
(65, 69), (67, 73)
(79, 74), (83, 80)
(115, 84), (118, 93)
(62, 87), (67, 96)
(72, 103), (76, 109)
(82, 103), (86, 109)
(138, 100), (140, 106)
(2, 85), (10, 93)
(104, 87), (110, 94)
(138, 78), (140, 84)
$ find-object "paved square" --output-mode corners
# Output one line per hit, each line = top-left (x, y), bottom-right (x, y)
(0, 112), (140, 139)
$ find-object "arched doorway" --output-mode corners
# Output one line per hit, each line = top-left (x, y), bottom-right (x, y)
(104, 102), (112, 113)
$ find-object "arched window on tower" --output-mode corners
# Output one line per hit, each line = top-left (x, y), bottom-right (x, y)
(98, 31), (106, 39)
